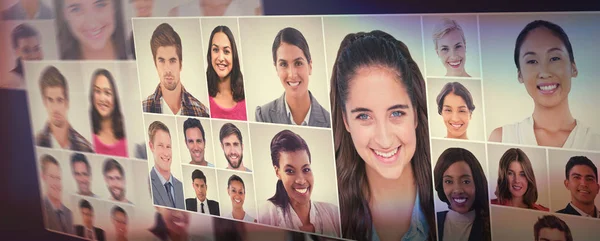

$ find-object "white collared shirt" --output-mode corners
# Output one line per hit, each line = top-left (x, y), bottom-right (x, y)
(570, 202), (600, 218)
(284, 94), (311, 126)
(160, 97), (182, 115)
(197, 198), (211, 214)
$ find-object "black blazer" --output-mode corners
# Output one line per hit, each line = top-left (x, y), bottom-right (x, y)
(185, 198), (220, 216)
(437, 211), (488, 241)
(75, 225), (106, 241)
(557, 203), (581, 216)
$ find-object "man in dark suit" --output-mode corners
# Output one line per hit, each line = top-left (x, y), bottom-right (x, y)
(75, 199), (106, 241)
(557, 156), (599, 218)
(40, 154), (74, 235)
(185, 169), (220, 215)
(148, 121), (185, 209)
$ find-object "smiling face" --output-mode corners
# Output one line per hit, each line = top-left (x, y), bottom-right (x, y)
(133, 0), (153, 17)
(155, 46), (182, 92)
(72, 162), (91, 195)
(185, 127), (205, 164)
(275, 42), (312, 99)
(436, 30), (467, 76)
(112, 211), (128, 236)
(150, 129), (172, 173)
(15, 36), (43, 61)
(507, 161), (529, 199)
(441, 92), (471, 139)
(43, 86), (69, 129)
(211, 32), (233, 80)
(43, 162), (63, 202)
(537, 228), (567, 241)
(158, 207), (190, 236)
(63, 0), (116, 51)
(442, 161), (476, 214)
(343, 66), (417, 180)
(93, 74), (115, 118)
(565, 165), (599, 206)
(221, 134), (243, 169)
(275, 150), (314, 206)
(105, 169), (125, 201)
(227, 180), (245, 209)
(193, 178), (207, 202)
(518, 27), (577, 109)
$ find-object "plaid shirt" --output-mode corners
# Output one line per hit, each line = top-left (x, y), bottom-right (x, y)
(36, 123), (94, 153)
(142, 84), (210, 117)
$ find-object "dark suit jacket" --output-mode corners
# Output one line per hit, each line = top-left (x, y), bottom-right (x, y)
(437, 211), (488, 241)
(43, 197), (74, 234)
(150, 168), (185, 209)
(185, 198), (220, 216)
(255, 91), (331, 128)
(557, 203), (581, 216)
(75, 225), (106, 241)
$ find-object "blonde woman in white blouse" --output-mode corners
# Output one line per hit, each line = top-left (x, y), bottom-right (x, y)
(258, 130), (340, 237)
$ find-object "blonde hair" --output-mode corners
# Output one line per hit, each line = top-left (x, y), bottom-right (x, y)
(148, 121), (170, 143)
(432, 18), (466, 50)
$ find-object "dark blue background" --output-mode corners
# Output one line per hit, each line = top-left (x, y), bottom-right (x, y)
(1, 0), (598, 240)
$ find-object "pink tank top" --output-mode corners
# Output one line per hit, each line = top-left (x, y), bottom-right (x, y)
(209, 96), (247, 121)
(93, 134), (128, 157)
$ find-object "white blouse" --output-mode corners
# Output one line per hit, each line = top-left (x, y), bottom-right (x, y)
(258, 200), (340, 237)
(442, 209), (476, 241)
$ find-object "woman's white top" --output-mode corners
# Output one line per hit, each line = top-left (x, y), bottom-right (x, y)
(258, 200), (340, 237)
(224, 211), (256, 222)
(501, 116), (600, 151)
(442, 209), (476, 241)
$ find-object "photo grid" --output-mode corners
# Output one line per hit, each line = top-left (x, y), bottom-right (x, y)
(11, 2), (599, 240)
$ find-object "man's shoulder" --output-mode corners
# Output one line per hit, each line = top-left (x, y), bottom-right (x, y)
(182, 91), (210, 117)
(208, 199), (219, 205)
(69, 128), (94, 152)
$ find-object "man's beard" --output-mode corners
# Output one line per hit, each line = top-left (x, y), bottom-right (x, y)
(110, 187), (125, 201)
(226, 154), (243, 169)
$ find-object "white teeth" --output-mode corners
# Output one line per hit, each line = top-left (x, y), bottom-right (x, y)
(288, 82), (300, 87)
(173, 220), (186, 227)
(91, 29), (101, 36)
(448, 61), (461, 66)
(295, 188), (308, 194)
(451, 124), (462, 129)
(512, 185), (522, 190)
(579, 190), (590, 194)
(234, 199), (241, 203)
(374, 148), (398, 158)
(454, 198), (466, 203)
(539, 84), (557, 91)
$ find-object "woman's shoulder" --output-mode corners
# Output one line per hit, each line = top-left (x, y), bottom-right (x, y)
(532, 203), (550, 212)
(258, 201), (280, 224)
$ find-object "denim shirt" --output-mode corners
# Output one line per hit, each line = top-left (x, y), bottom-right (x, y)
(371, 194), (429, 241)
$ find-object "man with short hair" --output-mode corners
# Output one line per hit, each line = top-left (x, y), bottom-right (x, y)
(111, 206), (129, 241)
(142, 23), (209, 117)
(148, 121), (185, 209)
(71, 153), (97, 197)
(40, 154), (74, 234)
(184, 118), (214, 167)
(557, 156), (599, 218)
(103, 158), (132, 204)
(533, 215), (572, 241)
(35, 66), (94, 152)
(1, 23), (43, 89)
(219, 123), (251, 172)
(75, 199), (106, 241)
(185, 169), (220, 215)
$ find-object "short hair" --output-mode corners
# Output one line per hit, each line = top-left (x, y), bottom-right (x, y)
(219, 123), (242, 145)
(268, 130), (312, 219)
(11, 23), (39, 49)
(39, 65), (69, 100)
(514, 20), (575, 72)
(150, 23), (182, 66)
(103, 158), (124, 177)
(79, 199), (93, 211)
(496, 148), (539, 208)
(533, 215), (572, 241)
(183, 118), (205, 141)
(432, 18), (466, 50)
(565, 156), (598, 180)
(70, 153), (90, 172)
(272, 27), (312, 64)
(111, 205), (127, 217)
(40, 154), (60, 174)
(436, 82), (475, 115)
(191, 169), (207, 185)
(148, 121), (170, 143)
(227, 174), (245, 190)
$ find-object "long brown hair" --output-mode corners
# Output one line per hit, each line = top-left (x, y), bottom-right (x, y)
(55, 0), (127, 60)
(330, 30), (434, 240)
(495, 148), (539, 208)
